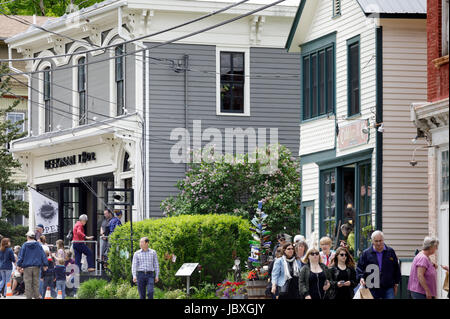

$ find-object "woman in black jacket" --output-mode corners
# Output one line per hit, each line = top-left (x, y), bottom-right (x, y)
(329, 247), (357, 299)
(298, 248), (332, 299)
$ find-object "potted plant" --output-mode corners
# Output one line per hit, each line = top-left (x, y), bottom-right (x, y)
(216, 280), (247, 299)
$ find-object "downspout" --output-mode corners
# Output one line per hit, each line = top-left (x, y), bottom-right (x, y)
(375, 26), (383, 231)
(184, 54), (189, 172)
(8, 45), (33, 232)
(8, 46), (31, 138)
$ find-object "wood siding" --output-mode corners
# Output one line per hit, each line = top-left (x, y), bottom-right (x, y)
(381, 18), (428, 258)
(145, 43), (301, 217)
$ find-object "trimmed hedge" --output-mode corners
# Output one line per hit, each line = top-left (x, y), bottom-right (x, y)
(108, 214), (251, 289)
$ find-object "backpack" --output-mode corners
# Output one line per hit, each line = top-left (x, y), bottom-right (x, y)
(66, 229), (73, 241)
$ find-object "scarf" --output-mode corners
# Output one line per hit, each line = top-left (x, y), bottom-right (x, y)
(282, 255), (300, 281)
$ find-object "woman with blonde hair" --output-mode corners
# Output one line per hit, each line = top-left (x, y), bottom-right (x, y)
(52, 239), (66, 260)
(299, 247), (332, 299)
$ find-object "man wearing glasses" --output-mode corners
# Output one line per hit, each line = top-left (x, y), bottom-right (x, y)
(356, 230), (401, 299)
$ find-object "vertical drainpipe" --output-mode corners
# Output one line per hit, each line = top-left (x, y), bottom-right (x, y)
(8, 46), (33, 232)
(375, 26), (383, 231)
(184, 55), (189, 172)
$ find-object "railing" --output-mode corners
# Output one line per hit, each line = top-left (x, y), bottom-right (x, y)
(71, 240), (99, 275)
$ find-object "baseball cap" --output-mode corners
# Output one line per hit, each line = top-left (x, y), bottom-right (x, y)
(36, 224), (44, 229)
(294, 235), (305, 243)
(26, 231), (35, 238)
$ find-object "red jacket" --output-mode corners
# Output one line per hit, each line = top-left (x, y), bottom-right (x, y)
(73, 221), (87, 241)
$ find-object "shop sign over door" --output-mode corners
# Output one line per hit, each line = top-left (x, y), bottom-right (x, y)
(337, 120), (369, 151)
(44, 151), (96, 169)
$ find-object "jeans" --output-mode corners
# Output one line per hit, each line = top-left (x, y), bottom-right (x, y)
(136, 271), (155, 299)
(100, 238), (110, 260)
(41, 275), (56, 299)
(56, 280), (66, 299)
(73, 243), (95, 271)
(0, 270), (12, 295)
(370, 287), (395, 299)
(23, 267), (40, 299)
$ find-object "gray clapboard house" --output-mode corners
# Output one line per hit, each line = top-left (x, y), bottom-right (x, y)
(7, 0), (301, 241)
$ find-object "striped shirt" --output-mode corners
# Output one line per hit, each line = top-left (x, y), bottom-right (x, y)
(131, 248), (159, 279)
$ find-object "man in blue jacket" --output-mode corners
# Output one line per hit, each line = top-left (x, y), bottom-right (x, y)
(17, 231), (48, 299)
(356, 230), (401, 299)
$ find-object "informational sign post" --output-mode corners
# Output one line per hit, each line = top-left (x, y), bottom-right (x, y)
(175, 263), (199, 296)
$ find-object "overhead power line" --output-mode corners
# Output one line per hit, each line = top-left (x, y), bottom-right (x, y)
(1, 0), (286, 77)
(0, 0), (252, 63)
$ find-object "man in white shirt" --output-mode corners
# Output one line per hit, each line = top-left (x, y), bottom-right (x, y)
(132, 237), (160, 299)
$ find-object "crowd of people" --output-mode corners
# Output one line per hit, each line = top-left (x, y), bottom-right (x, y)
(268, 231), (448, 299)
(0, 217), (448, 300)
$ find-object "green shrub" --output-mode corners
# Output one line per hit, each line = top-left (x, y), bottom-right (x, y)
(164, 289), (187, 299)
(153, 287), (165, 299)
(96, 282), (118, 299)
(77, 279), (107, 299)
(108, 214), (251, 289)
(125, 286), (140, 299)
(190, 283), (219, 299)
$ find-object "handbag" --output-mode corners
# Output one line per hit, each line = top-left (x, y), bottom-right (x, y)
(278, 279), (290, 295)
(443, 272), (449, 292)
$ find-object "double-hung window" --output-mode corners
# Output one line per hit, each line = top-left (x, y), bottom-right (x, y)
(347, 35), (360, 117)
(115, 45), (124, 116)
(220, 52), (245, 113)
(44, 67), (52, 132)
(78, 57), (87, 125)
(6, 112), (25, 149)
(302, 37), (335, 121)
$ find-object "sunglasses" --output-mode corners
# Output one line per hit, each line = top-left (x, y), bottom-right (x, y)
(310, 252), (320, 256)
(286, 248), (294, 250)
(339, 253), (347, 257)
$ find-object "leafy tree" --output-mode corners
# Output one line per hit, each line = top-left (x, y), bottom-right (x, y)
(161, 144), (301, 239)
(0, 63), (28, 223)
(0, 0), (103, 17)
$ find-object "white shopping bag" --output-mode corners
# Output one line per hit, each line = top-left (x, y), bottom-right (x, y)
(353, 284), (362, 299)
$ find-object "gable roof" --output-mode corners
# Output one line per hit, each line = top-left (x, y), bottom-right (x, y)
(0, 15), (53, 41)
(285, 0), (427, 51)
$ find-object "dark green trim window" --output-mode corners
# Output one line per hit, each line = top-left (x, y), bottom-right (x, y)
(321, 169), (337, 242)
(78, 57), (87, 125)
(356, 162), (372, 255)
(302, 45), (334, 120)
(442, 150), (449, 204)
(301, 200), (315, 237)
(347, 35), (360, 117)
(220, 52), (245, 114)
(115, 45), (124, 116)
(44, 67), (52, 132)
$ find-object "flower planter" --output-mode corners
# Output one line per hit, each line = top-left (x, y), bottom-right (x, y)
(246, 280), (269, 299)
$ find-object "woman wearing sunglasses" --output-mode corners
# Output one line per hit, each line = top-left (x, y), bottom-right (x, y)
(271, 243), (302, 299)
(329, 247), (357, 299)
(299, 248), (332, 299)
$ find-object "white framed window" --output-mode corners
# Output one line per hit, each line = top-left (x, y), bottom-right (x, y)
(37, 61), (52, 134)
(441, 149), (449, 204)
(216, 46), (250, 116)
(109, 39), (127, 118)
(72, 54), (88, 127)
(6, 112), (25, 133)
